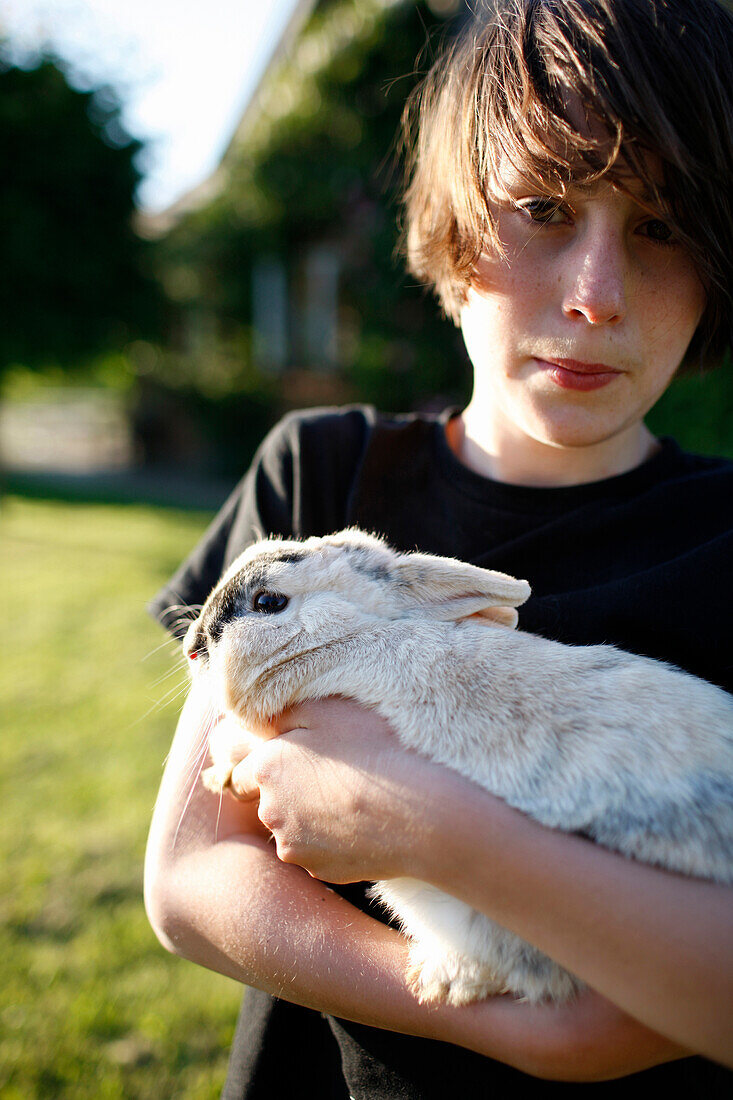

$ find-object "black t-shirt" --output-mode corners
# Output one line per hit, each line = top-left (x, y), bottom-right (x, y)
(151, 405), (733, 1099)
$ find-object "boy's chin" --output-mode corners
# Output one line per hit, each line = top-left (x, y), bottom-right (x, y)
(519, 409), (644, 452)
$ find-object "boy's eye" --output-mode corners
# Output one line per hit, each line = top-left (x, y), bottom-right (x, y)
(640, 219), (675, 245)
(518, 198), (570, 225)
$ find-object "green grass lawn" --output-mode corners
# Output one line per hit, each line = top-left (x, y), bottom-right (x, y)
(0, 496), (246, 1099)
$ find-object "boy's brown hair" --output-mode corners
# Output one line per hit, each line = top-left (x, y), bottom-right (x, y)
(402, 0), (733, 365)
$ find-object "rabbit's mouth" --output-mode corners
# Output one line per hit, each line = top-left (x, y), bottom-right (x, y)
(221, 632), (363, 722)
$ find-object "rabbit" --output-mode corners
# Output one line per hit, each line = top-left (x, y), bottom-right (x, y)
(181, 527), (733, 1006)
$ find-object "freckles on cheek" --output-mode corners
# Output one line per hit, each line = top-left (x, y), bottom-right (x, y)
(646, 290), (700, 356)
(647, 259), (706, 342)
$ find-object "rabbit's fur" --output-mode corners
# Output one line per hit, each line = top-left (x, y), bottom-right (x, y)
(183, 528), (733, 1006)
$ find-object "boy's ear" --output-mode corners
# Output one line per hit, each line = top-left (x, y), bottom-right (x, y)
(394, 553), (530, 628)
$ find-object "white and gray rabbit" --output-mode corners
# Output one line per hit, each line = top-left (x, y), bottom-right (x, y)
(182, 528), (733, 1006)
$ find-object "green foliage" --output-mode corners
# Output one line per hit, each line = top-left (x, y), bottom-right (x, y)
(646, 363), (733, 457)
(156, 0), (469, 418)
(0, 496), (242, 1098)
(0, 57), (162, 373)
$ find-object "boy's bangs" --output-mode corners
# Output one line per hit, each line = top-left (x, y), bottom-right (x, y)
(480, 79), (678, 235)
(471, 8), (676, 233)
(477, 56), (623, 203)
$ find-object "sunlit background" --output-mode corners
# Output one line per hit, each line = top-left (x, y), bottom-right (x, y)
(0, 0), (729, 493)
(1, 1), (731, 1095)
(0, 0), (489, 498)
(2, 0), (301, 212)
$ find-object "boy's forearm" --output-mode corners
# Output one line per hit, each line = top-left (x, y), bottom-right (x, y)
(143, 691), (447, 1042)
(412, 776), (733, 1067)
(152, 831), (429, 1029)
(143, 708), (504, 1059)
(143, 691), (686, 1079)
(147, 812), (684, 1081)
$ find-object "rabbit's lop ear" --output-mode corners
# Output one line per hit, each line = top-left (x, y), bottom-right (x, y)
(395, 553), (530, 628)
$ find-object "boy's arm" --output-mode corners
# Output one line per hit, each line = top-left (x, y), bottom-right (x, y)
(144, 686), (431, 1029)
(144, 687), (686, 1082)
(228, 699), (732, 1069)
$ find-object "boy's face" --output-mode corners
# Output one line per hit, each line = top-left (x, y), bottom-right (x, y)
(459, 167), (706, 451)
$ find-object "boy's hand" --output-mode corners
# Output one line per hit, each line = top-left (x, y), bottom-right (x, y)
(229, 697), (441, 882)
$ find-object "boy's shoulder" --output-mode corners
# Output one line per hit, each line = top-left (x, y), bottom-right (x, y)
(257, 403), (448, 468)
(265, 402), (446, 441)
(261, 403), (375, 458)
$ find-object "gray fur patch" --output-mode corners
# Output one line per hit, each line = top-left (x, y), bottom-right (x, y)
(344, 546), (394, 584)
(246, 549), (306, 573)
(203, 581), (246, 643)
(226, 550), (306, 611)
(556, 771), (733, 878)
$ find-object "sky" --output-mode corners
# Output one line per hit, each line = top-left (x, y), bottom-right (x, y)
(0, 0), (301, 212)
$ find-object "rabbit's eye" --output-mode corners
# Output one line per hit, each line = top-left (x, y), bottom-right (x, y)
(252, 591), (289, 614)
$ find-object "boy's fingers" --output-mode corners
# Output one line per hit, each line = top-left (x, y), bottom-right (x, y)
(274, 703), (313, 733)
(230, 758), (260, 802)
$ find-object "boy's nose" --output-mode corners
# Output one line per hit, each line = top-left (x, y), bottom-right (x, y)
(561, 233), (627, 326)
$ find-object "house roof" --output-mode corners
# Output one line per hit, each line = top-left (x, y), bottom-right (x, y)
(137, 0), (319, 237)
(137, 0), (469, 238)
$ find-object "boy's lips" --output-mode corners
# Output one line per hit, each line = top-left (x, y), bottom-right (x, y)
(533, 357), (623, 391)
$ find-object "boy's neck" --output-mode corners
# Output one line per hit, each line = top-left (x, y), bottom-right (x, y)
(450, 406), (661, 489)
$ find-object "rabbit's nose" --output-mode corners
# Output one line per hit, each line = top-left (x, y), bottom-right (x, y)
(183, 620), (208, 662)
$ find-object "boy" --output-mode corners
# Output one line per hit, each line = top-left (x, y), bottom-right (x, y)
(145, 1), (733, 1093)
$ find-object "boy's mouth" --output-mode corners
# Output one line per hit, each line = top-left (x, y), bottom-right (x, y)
(533, 357), (622, 391)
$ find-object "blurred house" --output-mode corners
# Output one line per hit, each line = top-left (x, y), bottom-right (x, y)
(137, 0), (472, 472)
(0, 390), (133, 474)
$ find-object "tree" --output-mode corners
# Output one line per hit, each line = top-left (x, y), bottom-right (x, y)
(0, 56), (161, 373)
(156, 0), (472, 419)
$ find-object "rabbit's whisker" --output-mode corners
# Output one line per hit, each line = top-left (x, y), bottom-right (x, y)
(178, 706), (218, 788)
(172, 745), (209, 852)
(129, 675), (190, 730)
(172, 709), (219, 851)
(149, 663), (190, 690)
(142, 636), (185, 662)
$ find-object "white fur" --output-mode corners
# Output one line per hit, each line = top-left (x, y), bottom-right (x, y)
(183, 529), (733, 1005)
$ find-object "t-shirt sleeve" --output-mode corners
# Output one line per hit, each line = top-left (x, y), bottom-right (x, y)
(148, 405), (372, 636)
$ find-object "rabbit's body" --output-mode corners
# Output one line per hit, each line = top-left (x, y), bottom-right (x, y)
(184, 529), (733, 1005)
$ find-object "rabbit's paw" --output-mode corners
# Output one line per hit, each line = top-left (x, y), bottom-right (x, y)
(201, 763), (232, 795)
(406, 945), (505, 1006)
